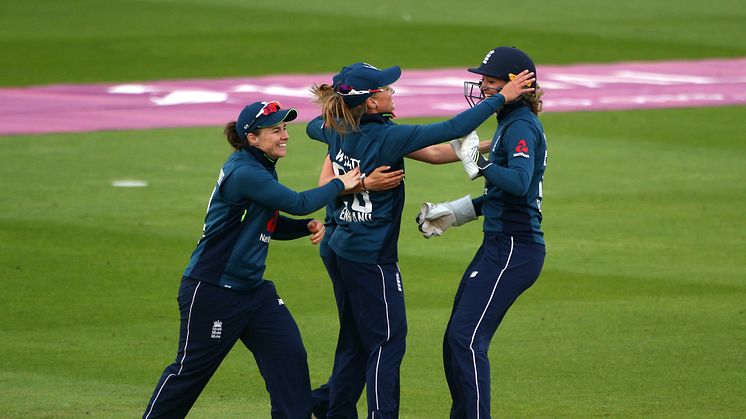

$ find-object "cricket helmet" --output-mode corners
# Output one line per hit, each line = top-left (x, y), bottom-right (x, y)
(464, 46), (536, 107)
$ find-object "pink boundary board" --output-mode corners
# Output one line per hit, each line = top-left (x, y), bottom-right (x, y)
(1, 58), (745, 136)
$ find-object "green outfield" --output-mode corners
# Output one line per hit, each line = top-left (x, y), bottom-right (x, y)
(1, 0), (745, 417)
(2, 0), (746, 86)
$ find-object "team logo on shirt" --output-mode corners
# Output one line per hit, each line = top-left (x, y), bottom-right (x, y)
(211, 320), (223, 339)
(513, 139), (530, 158)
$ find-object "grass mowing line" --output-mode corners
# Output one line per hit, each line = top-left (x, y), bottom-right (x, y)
(1, 108), (744, 416)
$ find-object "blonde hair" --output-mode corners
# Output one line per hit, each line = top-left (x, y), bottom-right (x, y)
(310, 84), (367, 135)
(525, 84), (544, 115)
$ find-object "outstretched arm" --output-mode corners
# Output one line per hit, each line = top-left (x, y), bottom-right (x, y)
(224, 167), (343, 216)
(406, 141), (491, 164)
(224, 165), (358, 216)
(381, 70), (535, 160)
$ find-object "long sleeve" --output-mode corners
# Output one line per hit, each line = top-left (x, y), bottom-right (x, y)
(222, 165), (344, 215)
(472, 194), (486, 217)
(273, 215), (313, 240)
(306, 116), (328, 143)
(482, 120), (540, 196)
(379, 94), (505, 162)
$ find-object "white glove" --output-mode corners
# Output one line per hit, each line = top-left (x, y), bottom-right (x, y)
(449, 137), (463, 155)
(416, 195), (477, 238)
(451, 131), (492, 180)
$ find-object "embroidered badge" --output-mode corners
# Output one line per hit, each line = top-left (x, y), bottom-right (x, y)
(211, 320), (222, 339)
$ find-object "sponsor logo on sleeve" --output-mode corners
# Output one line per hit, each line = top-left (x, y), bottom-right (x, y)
(513, 139), (531, 158)
(266, 211), (278, 233)
(260, 211), (278, 243)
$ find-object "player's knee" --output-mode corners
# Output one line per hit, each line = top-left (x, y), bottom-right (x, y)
(267, 339), (308, 368)
(286, 344), (308, 364)
(445, 327), (471, 353)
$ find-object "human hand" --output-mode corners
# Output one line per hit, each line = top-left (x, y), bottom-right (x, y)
(335, 167), (361, 191)
(307, 219), (325, 245)
(364, 165), (405, 191)
(498, 70), (535, 103)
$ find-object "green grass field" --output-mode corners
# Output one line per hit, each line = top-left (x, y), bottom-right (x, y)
(1, 0), (745, 417)
(2, 0), (746, 86)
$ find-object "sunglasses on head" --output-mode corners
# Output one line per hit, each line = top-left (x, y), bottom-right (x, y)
(335, 84), (391, 96)
(255, 101), (282, 118)
(242, 101), (283, 133)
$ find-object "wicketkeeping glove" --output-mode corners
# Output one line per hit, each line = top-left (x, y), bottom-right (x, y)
(450, 131), (492, 180)
(416, 195), (477, 238)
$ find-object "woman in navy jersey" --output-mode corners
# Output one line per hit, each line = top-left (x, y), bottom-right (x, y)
(307, 62), (535, 418)
(142, 100), (359, 419)
(308, 122), (491, 419)
(419, 46), (548, 418)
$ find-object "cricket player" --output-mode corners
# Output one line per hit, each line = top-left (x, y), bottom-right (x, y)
(307, 62), (535, 418)
(418, 46), (548, 418)
(142, 101), (360, 418)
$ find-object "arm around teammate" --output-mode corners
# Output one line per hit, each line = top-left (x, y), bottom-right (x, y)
(142, 100), (357, 419)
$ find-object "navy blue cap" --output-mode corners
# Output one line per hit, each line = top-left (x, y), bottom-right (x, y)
(333, 62), (401, 107)
(235, 101), (297, 138)
(468, 46), (536, 84)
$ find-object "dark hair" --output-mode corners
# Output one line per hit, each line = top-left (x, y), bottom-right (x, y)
(224, 121), (248, 151)
(310, 83), (367, 135)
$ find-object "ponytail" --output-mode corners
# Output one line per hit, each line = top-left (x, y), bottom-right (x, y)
(310, 84), (367, 135)
(224, 121), (247, 151)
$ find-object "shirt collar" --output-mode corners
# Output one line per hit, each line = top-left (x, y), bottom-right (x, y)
(361, 112), (395, 125)
(497, 100), (530, 121)
(244, 146), (277, 169)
